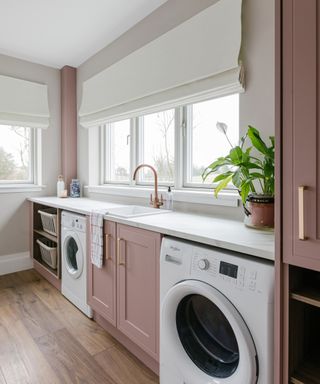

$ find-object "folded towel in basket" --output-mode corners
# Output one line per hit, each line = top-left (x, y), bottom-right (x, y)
(90, 210), (107, 268)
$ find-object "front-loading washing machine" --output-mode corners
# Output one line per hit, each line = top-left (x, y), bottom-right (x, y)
(61, 211), (92, 318)
(160, 237), (274, 384)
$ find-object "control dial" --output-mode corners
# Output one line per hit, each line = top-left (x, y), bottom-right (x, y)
(198, 259), (210, 270)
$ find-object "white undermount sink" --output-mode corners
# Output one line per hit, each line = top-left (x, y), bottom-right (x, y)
(106, 205), (171, 218)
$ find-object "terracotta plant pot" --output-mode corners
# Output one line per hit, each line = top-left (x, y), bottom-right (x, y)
(244, 194), (274, 230)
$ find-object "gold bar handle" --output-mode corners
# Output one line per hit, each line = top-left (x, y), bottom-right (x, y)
(117, 238), (126, 266)
(298, 186), (306, 240)
(104, 234), (112, 261)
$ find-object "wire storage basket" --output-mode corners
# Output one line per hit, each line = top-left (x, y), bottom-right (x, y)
(38, 208), (57, 236)
(36, 238), (57, 269)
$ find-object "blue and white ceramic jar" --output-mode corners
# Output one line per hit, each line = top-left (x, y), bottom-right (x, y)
(70, 179), (81, 198)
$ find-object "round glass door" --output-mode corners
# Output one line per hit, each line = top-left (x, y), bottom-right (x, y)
(176, 294), (239, 378)
(64, 235), (83, 278)
(161, 280), (257, 383)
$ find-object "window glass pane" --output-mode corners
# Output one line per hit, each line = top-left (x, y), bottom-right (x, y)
(139, 109), (175, 184)
(0, 125), (31, 182)
(105, 119), (130, 183)
(188, 94), (239, 184)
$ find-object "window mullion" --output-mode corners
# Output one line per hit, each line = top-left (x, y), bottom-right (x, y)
(36, 129), (42, 186)
(99, 125), (105, 184)
(105, 124), (112, 183)
(135, 116), (144, 185)
(175, 107), (183, 190)
(129, 118), (137, 186)
(29, 127), (35, 184)
(183, 105), (193, 187)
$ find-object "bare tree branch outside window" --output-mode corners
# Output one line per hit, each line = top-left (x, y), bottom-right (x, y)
(0, 125), (30, 181)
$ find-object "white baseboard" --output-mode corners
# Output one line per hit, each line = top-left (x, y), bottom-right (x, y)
(0, 252), (33, 276)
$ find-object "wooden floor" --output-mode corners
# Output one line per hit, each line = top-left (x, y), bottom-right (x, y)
(0, 269), (159, 384)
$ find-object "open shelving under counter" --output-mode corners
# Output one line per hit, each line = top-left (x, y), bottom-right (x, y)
(289, 267), (320, 384)
(30, 202), (61, 290)
(33, 228), (58, 243)
(291, 360), (320, 384)
(290, 288), (320, 309)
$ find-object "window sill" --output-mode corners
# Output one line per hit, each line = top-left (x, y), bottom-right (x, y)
(86, 185), (240, 207)
(0, 184), (46, 194)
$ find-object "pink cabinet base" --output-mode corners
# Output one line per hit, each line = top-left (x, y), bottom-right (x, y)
(87, 221), (161, 367)
(94, 312), (159, 375)
(117, 224), (161, 361)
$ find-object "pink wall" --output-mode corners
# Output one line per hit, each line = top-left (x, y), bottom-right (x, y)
(61, 66), (77, 190)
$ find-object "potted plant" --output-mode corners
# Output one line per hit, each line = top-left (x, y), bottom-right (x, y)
(202, 123), (275, 229)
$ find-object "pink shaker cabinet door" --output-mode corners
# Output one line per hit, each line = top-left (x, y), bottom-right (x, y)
(117, 224), (161, 361)
(88, 220), (117, 326)
(283, 0), (320, 271)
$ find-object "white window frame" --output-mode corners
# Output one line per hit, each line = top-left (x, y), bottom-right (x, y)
(0, 126), (43, 192)
(102, 120), (132, 186)
(135, 112), (176, 187)
(101, 119), (135, 186)
(91, 94), (241, 207)
(182, 104), (238, 191)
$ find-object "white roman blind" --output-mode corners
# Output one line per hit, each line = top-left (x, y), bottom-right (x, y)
(0, 75), (50, 129)
(79, 0), (243, 128)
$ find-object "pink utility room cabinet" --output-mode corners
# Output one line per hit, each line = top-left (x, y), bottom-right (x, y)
(88, 221), (161, 373)
(276, 0), (320, 383)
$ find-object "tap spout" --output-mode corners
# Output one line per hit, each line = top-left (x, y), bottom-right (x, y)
(133, 164), (163, 209)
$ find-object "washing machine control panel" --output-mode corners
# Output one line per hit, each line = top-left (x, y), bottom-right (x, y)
(192, 251), (259, 292)
(62, 211), (86, 233)
(71, 219), (84, 231)
(198, 259), (210, 270)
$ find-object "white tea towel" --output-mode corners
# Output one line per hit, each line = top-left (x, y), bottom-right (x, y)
(90, 210), (107, 268)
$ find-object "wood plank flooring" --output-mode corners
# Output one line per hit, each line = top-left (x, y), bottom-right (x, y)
(0, 270), (159, 384)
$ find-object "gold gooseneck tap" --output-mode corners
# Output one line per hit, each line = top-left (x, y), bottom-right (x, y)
(133, 164), (163, 209)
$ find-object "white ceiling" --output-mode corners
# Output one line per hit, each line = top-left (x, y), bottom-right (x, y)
(0, 0), (167, 68)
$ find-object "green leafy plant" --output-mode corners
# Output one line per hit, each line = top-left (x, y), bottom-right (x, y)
(202, 123), (275, 203)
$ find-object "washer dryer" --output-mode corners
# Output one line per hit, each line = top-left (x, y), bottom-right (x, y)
(61, 211), (92, 318)
(160, 237), (274, 384)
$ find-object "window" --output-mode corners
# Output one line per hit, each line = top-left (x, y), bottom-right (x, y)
(184, 94), (239, 186)
(101, 94), (239, 192)
(104, 119), (131, 183)
(0, 125), (35, 183)
(138, 110), (175, 184)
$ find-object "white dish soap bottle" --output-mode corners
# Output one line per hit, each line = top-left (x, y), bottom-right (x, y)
(166, 186), (173, 210)
(57, 175), (65, 198)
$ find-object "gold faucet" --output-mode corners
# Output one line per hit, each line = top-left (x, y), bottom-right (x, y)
(133, 164), (163, 209)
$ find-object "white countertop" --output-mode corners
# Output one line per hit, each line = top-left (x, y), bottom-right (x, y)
(29, 196), (122, 214)
(29, 196), (275, 261)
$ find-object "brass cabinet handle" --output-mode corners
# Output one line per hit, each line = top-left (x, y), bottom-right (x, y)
(104, 234), (112, 261)
(117, 238), (126, 266)
(298, 186), (306, 240)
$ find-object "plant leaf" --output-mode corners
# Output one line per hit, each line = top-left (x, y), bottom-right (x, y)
(229, 146), (243, 165)
(247, 126), (269, 155)
(232, 169), (242, 188)
(264, 160), (274, 178)
(249, 172), (264, 179)
(214, 174), (233, 198)
(213, 172), (233, 183)
(269, 136), (275, 148)
(206, 157), (229, 170)
(240, 182), (251, 203)
(246, 162), (263, 170)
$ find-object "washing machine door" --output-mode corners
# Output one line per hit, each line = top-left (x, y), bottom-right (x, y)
(161, 280), (257, 383)
(63, 232), (84, 279)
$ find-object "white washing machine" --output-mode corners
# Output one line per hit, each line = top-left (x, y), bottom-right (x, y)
(61, 211), (92, 318)
(160, 237), (274, 384)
